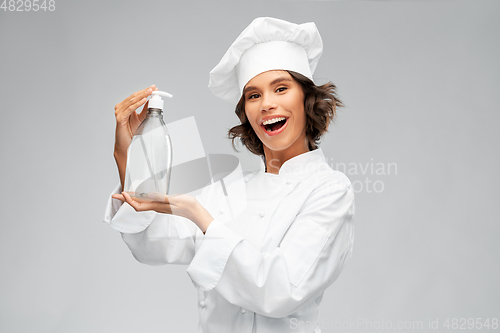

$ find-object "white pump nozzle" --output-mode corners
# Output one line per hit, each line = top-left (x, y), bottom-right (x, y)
(149, 90), (173, 110)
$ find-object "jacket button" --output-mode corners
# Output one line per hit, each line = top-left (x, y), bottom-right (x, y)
(219, 208), (225, 214)
(241, 308), (247, 314)
(286, 179), (292, 185)
(200, 301), (206, 308)
(259, 210), (266, 218)
(244, 177), (250, 183)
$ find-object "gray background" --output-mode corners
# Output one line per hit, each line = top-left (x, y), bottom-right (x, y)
(1, 0), (499, 332)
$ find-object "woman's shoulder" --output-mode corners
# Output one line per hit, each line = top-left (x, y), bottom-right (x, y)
(308, 158), (352, 191)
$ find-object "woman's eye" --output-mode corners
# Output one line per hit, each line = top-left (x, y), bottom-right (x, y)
(276, 87), (287, 93)
(248, 93), (260, 99)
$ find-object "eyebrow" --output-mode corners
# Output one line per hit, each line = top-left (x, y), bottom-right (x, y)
(243, 76), (293, 96)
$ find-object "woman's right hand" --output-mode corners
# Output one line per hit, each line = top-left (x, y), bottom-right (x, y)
(114, 84), (158, 156)
(113, 84), (158, 190)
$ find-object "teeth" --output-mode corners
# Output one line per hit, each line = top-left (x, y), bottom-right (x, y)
(262, 117), (286, 126)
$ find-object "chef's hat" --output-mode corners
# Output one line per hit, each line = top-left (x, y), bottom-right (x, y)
(208, 17), (323, 104)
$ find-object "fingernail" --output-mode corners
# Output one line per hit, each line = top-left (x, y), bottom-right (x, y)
(146, 88), (152, 94)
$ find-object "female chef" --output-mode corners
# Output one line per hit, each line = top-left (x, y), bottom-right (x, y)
(104, 17), (355, 333)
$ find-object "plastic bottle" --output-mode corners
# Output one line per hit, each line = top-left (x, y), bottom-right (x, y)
(124, 91), (173, 201)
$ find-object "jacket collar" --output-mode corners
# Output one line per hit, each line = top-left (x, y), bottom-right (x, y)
(259, 148), (327, 179)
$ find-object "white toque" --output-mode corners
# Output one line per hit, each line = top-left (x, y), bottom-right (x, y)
(208, 17), (323, 104)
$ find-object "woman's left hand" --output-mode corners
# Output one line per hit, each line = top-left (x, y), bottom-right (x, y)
(112, 192), (214, 233)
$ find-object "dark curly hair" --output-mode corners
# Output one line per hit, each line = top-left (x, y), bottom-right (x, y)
(227, 70), (343, 158)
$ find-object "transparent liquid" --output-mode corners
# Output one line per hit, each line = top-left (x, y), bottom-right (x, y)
(124, 112), (173, 201)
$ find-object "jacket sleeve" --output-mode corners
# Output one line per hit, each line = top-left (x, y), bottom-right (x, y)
(103, 183), (208, 265)
(185, 176), (355, 318)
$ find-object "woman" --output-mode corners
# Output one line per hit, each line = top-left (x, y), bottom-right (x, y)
(104, 17), (355, 333)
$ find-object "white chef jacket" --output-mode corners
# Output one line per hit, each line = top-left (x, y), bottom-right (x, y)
(103, 148), (355, 333)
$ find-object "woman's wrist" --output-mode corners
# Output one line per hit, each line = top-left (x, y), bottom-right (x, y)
(113, 149), (128, 190)
(193, 201), (214, 234)
(113, 148), (127, 161)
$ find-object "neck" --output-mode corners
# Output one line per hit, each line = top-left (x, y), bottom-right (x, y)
(263, 139), (310, 174)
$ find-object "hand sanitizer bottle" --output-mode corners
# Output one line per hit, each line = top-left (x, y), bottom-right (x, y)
(124, 91), (173, 201)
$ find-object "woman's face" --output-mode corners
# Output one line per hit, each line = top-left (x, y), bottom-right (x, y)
(243, 70), (308, 154)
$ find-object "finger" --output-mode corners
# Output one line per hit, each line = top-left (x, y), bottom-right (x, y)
(116, 85), (156, 117)
(112, 194), (125, 201)
(147, 193), (173, 205)
(123, 90), (152, 115)
(139, 100), (150, 121)
(115, 86), (152, 111)
(125, 193), (153, 204)
(122, 191), (157, 209)
(127, 85), (155, 102)
(140, 85), (157, 115)
(122, 191), (147, 203)
(139, 86), (159, 118)
(115, 98), (148, 125)
(122, 192), (144, 211)
(150, 193), (170, 203)
(123, 85), (155, 108)
(122, 192), (173, 214)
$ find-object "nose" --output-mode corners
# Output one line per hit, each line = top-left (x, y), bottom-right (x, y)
(260, 92), (276, 112)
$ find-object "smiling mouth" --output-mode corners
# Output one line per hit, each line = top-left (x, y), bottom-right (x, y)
(261, 118), (288, 134)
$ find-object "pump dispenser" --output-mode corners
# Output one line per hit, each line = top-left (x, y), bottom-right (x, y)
(124, 91), (173, 201)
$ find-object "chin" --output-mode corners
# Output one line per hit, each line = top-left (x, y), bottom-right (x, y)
(263, 139), (295, 152)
